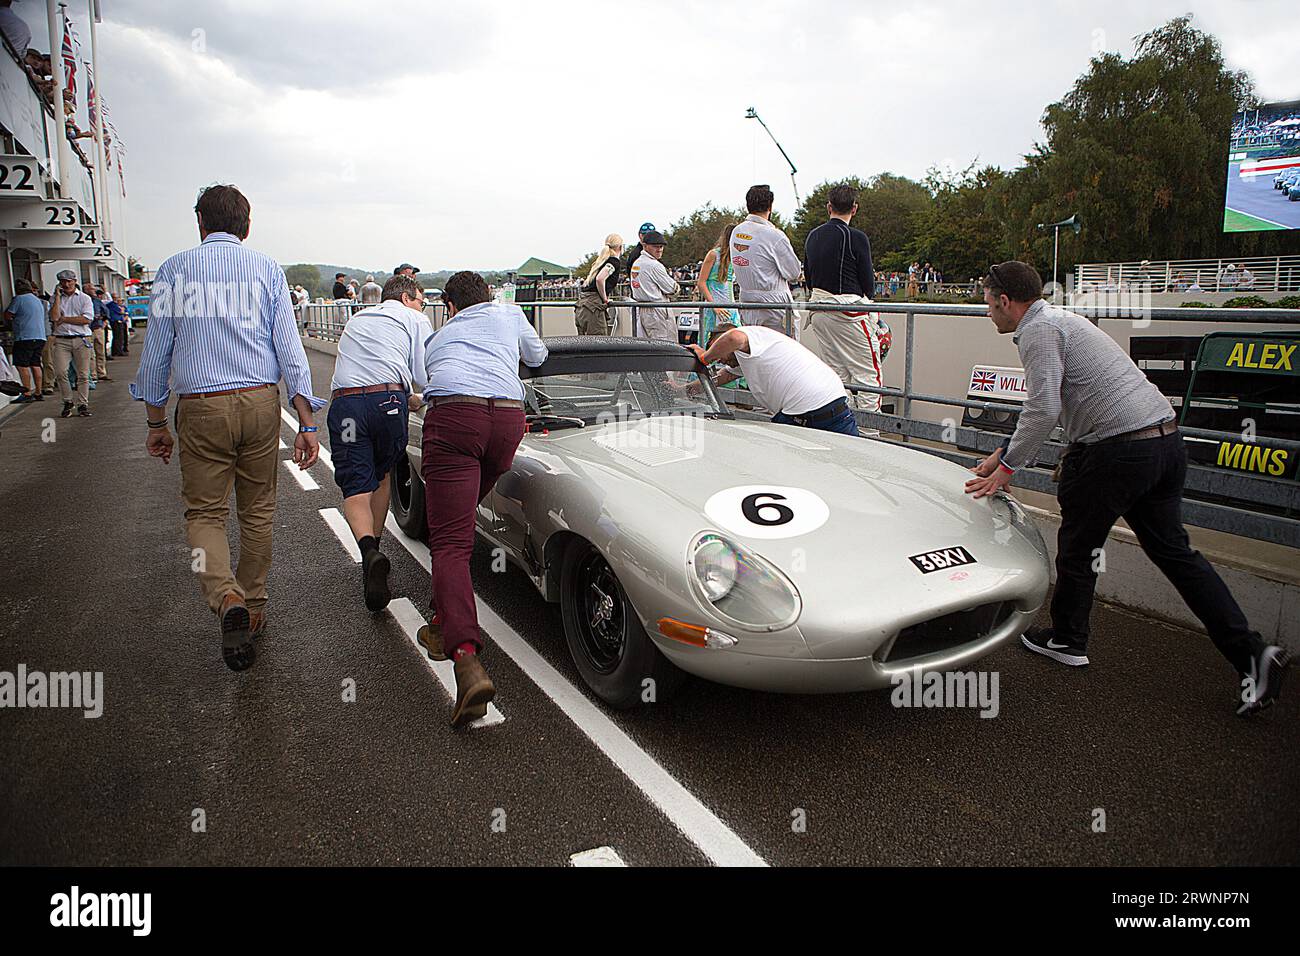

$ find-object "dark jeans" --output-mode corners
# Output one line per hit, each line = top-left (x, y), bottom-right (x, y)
(421, 402), (526, 654)
(1052, 431), (1260, 672)
(772, 398), (860, 436)
(110, 321), (128, 355)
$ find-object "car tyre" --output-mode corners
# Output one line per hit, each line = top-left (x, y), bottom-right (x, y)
(389, 453), (427, 541)
(560, 538), (685, 709)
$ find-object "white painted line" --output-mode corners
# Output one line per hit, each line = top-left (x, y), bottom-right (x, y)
(280, 406), (334, 471)
(320, 508), (361, 562)
(282, 458), (319, 490)
(387, 597), (504, 729)
(278, 438), (287, 450)
(569, 846), (627, 867)
(382, 519), (767, 867)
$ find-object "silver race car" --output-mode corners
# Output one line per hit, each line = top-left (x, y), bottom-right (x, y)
(391, 337), (1050, 708)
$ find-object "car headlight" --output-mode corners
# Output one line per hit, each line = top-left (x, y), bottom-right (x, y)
(689, 533), (801, 631)
(994, 492), (1047, 556)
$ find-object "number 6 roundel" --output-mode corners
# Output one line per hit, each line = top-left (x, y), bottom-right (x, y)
(703, 486), (830, 540)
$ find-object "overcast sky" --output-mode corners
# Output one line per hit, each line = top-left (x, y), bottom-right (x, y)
(48, 0), (1300, 272)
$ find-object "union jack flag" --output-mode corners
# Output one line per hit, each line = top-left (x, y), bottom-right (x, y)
(61, 17), (77, 102)
(971, 370), (997, 391)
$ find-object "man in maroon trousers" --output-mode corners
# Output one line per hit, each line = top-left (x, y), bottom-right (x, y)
(416, 272), (548, 726)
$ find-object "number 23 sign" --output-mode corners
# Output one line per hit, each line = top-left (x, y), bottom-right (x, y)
(703, 486), (830, 540)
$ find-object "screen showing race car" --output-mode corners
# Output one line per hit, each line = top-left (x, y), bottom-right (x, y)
(1224, 98), (1300, 232)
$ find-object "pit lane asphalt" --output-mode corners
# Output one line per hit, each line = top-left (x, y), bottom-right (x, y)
(0, 347), (1295, 867)
(1225, 161), (1300, 230)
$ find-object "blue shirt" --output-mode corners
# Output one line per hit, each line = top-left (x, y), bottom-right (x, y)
(423, 301), (548, 401)
(91, 297), (109, 329)
(130, 233), (324, 409)
(106, 300), (126, 323)
(5, 293), (47, 341)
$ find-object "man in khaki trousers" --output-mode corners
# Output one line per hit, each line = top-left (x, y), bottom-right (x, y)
(132, 184), (323, 671)
(49, 270), (94, 417)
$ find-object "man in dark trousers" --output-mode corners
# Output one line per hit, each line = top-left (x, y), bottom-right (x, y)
(327, 273), (431, 612)
(965, 260), (1288, 717)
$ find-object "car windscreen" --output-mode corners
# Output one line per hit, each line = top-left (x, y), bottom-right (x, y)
(525, 366), (730, 424)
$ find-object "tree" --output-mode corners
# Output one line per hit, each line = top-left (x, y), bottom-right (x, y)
(662, 202), (747, 269)
(284, 263), (323, 298)
(789, 174), (933, 270)
(909, 163), (1015, 281)
(1011, 15), (1258, 271)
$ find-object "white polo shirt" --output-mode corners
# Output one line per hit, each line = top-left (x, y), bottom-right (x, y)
(330, 299), (432, 391)
(733, 325), (846, 416)
(53, 290), (94, 337)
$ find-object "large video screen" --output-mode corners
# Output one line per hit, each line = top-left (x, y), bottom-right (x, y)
(1225, 98), (1300, 232)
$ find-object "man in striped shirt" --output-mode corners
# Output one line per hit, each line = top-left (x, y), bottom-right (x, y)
(132, 184), (324, 672)
(965, 261), (1287, 717)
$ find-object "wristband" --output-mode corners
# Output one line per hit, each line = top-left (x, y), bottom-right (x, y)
(147, 419), (167, 429)
(998, 461), (1015, 476)
(299, 425), (318, 433)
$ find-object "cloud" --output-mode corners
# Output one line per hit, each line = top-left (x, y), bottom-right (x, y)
(81, 0), (1300, 273)
(102, 0), (493, 90)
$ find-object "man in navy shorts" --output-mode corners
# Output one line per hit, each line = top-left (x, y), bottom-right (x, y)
(327, 274), (432, 611)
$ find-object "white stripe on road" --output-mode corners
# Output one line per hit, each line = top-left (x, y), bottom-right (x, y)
(569, 846), (627, 867)
(283, 404), (761, 864)
(278, 438), (287, 450)
(387, 597), (505, 729)
(282, 458), (319, 490)
(381, 517), (768, 868)
(319, 508), (360, 562)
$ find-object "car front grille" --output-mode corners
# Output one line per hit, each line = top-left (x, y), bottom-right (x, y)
(878, 602), (1014, 664)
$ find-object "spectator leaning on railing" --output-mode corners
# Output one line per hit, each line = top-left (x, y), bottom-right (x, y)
(964, 260), (1289, 717)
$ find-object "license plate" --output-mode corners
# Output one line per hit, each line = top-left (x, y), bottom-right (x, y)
(908, 546), (976, 574)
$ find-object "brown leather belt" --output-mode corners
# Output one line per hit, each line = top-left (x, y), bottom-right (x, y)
(430, 394), (524, 409)
(331, 382), (406, 398)
(1097, 418), (1179, 445)
(179, 383), (275, 400)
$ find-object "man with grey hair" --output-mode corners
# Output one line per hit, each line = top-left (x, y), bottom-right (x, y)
(360, 274), (382, 304)
(49, 269), (94, 417)
(327, 273), (432, 612)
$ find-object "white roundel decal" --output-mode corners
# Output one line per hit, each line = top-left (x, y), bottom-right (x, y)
(704, 486), (830, 540)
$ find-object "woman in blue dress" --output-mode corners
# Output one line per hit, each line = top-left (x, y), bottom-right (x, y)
(694, 224), (738, 348)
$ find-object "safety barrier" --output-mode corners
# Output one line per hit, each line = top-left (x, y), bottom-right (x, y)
(1075, 255), (1300, 295)
(603, 298), (1300, 549)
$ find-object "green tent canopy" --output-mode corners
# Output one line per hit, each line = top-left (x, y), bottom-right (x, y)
(515, 257), (573, 278)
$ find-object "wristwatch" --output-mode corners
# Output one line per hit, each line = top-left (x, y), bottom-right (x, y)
(299, 424), (318, 433)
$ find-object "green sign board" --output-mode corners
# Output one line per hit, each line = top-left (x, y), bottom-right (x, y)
(1198, 335), (1300, 377)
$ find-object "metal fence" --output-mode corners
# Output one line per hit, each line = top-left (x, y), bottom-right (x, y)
(298, 300), (449, 341)
(606, 298), (1300, 549)
(1075, 256), (1300, 295)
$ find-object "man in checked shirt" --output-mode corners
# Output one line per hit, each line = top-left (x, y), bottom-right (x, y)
(965, 261), (1288, 717)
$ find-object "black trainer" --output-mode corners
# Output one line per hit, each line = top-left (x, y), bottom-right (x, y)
(1237, 644), (1290, 717)
(60, 401), (74, 418)
(362, 549), (391, 612)
(77, 405), (91, 417)
(1021, 626), (1090, 666)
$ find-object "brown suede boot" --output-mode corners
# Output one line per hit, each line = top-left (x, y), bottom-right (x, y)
(417, 622), (446, 661)
(249, 611), (266, 641)
(451, 654), (494, 728)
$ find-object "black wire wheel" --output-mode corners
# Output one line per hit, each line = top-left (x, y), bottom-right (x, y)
(559, 539), (685, 709)
(389, 453), (427, 540)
